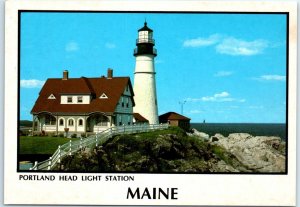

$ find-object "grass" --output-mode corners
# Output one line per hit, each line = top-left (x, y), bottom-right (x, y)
(19, 136), (80, 155)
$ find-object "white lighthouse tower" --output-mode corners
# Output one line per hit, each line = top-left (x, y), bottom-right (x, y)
(133, 22), (159, 124)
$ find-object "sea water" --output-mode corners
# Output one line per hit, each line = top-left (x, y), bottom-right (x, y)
(191, 123), (287, 140)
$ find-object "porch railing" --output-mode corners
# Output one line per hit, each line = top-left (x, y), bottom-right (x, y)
(29, 123), (169, 171)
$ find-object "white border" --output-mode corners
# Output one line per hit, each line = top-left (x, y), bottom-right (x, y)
(4, 0), (297, 205)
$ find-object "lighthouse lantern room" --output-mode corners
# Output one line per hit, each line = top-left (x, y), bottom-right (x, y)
(133, 22), (159, 124)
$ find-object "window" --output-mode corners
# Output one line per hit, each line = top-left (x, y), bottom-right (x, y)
(68, 119), (74, 126)
(78, 119), (83, 126)
(99, 93), (108, 99)
(126, 85), (129, 92)
(121, 97), (124, 107)
(119, 116), (122, 126)
(45, 115), (56, 125)
(48, 94), (56, 99)
(67, 96), (72, 103)
(126, 97), (129, 108)
(77, 96), (83, 103)
(59, 119), (64, 126)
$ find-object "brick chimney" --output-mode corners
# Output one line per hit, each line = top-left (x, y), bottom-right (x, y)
(63, 70), (68, 80)
(107, 68), (113, 79)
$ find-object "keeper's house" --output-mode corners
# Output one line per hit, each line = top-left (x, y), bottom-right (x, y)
(31, 69), (135, 135)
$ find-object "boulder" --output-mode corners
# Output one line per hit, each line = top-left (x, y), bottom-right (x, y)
(190, 128), (210, 140)
(211, 133), (286, 173)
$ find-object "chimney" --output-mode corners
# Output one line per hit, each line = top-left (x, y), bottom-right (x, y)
(107, 68), (113, 79)
(63, 70), (69, 80)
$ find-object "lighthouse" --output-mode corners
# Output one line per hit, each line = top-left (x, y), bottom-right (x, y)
(133, 22), (159, 124)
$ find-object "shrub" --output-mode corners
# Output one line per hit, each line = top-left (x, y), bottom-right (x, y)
(71, 134), (77, 138)
(81, 133), (86, 138)
(58, 133), (64, 137)
(47, 132), (56, 137)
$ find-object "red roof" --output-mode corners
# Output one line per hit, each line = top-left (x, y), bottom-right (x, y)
(31, 76), (134, 115)
(133, 113), (149, 122)
(159, 112), (191, 121)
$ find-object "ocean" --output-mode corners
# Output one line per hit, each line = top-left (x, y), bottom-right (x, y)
(190, 123), (287, 140)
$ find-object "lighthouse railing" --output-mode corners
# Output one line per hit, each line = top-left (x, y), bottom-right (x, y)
(29, 123), (169, 171)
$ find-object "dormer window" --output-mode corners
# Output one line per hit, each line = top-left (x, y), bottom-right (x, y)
(48, 94), (56, 99)
(67, 96), (72, 103)
(99, 93), (108, 99)
(77, 96), (83, 103)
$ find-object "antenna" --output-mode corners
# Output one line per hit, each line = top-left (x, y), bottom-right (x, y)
(179, 100), (187, 115)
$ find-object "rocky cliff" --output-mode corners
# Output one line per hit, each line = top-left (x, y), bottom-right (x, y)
(58, 127), (286, 173)
(206, 131), (286, 172)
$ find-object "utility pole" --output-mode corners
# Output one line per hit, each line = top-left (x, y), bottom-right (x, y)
(179, 100), (186, 115)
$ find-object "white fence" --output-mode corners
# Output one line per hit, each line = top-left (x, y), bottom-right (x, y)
(30, 124), (169, 171)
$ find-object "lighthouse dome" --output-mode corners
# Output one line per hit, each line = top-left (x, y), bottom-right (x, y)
(138, 22), (153, 32)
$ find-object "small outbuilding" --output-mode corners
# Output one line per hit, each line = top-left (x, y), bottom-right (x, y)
(133, 113), (149, 124)
(159, 112), (191, 131)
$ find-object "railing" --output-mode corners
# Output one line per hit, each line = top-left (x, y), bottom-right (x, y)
(136, 38), (155, 44)
(30, 123), (169, 171)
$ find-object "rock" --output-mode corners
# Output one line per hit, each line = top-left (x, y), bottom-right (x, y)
(211, 133), (286, 172)
(190, 128), (209, 140)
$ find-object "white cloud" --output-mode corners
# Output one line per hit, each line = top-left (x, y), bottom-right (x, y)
(105, 42), (116, 49)
(65, 41), (79, 52)
(214, 71), (233, 77)
(183, 34), (221, 47)
(214, 91), (229, 98)
(183, 34), (269, 56)
(189, 110), (203, 114)
(256, 75), (286, 81)
(21, 79), (45, 88)
(216, 38), (268, 56)
(186, 91), (245, 103)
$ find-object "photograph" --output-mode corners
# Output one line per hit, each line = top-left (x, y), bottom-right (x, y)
(4, 1), (297, 205)
(19, 11), (288, 173)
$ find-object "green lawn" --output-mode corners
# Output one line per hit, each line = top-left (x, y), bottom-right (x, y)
(19, 136), (80, 155)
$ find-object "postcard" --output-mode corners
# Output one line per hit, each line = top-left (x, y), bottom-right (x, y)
(4, 0), (297, 205)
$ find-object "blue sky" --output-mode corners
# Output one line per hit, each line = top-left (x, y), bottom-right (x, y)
(20, 12), (287, 123)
